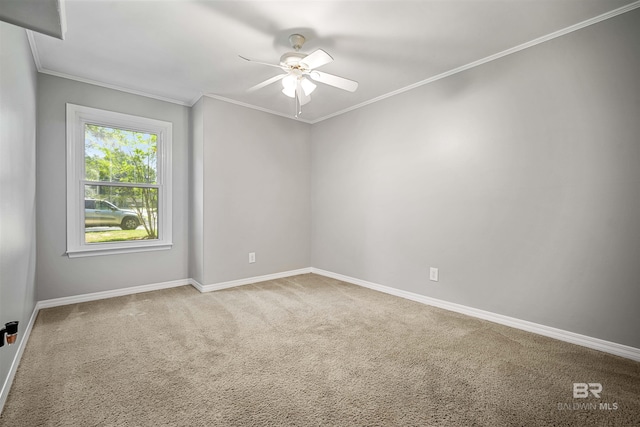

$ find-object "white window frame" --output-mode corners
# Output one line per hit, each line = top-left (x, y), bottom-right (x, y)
(66, 104), (173, 258)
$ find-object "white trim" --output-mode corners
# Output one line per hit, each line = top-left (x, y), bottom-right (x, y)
(194, 268), (313, 293)
(65, 104), (173, 257)
(66, 243), (173, 258)
(202, 94), (314, 124)
(0, 304), (39, 415)
(26, 30), (188, 106)
(188, 94), (204, 108)
(25, 30), (42, 71)
(189, 278), (206, 293)
(40, 68), (191, 106)
(3, 268), (637, 416)
(1, 278), (191, 415)
(310, 268), (640, 362)
(36, 279), (192, 310)
(25, 1), (640, 121)
(309, 1), (640, 124)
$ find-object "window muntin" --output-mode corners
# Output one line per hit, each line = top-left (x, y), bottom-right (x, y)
(66, 104), (172, 257)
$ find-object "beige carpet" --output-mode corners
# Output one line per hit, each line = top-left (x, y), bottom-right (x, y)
(1, 273), (639, 426)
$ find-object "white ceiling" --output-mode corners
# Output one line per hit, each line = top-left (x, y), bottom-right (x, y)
(27, 0), (639, 123)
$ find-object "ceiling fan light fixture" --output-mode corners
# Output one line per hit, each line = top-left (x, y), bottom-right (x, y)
(282, 86), (295, 98)
(282, 74), (297, 98)
(301, 78), (316, 96)
(241, 33), (358, 117)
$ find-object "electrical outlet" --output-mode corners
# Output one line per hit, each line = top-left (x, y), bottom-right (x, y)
(430, 267), (439, 282)
(249, 252), (256, 263)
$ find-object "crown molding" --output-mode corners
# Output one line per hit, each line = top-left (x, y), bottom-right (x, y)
(25, 30), (42, 71)
(203, 94), (314, 124)
(26, 30), (191, 107)
(309, 0), (640, 124)
(24, 1), (640, 121)
(38, 68), (192, 106)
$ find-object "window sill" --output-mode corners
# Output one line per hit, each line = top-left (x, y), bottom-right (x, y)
(66, 242), (173, 258)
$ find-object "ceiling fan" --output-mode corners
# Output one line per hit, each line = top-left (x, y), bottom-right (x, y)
(240, 34), (358, 118)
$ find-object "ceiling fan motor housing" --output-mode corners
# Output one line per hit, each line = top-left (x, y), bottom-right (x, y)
(280, 52), (306, 68)
(280, 34), (308, 68)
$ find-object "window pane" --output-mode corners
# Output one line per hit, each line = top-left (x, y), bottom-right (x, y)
(85, 124), (158, 184)
(84, 184), (158, 244)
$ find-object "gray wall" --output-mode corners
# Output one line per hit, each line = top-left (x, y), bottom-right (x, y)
(197, 97), (311, 285)
(36, 74), (190, 300)
(4, 5), (637, 362)
(311, 10), (640, 348)
(0, 22), (37, 402)
(189, 98), (204, 285)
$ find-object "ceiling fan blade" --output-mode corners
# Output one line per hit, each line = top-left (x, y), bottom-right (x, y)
(247, 74), (286, 92)
(239, 55), (285, 70)
(308, 71), (359, 92)
(300, 49), (333, 70)
(295, 80), (312, 106)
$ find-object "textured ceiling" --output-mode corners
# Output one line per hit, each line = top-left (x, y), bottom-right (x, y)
(28, 0), (639, 122)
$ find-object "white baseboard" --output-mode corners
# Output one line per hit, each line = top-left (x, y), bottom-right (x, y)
(36, 278), (192, 309)
(3, 267), (636, 417)
(193, 268), (313, 292)
(1, 278), (192, 415)
(310, 268), (640, 362)
(0, 303), (39, 415)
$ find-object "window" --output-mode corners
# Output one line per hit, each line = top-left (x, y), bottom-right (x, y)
(66, 104), (172, 257)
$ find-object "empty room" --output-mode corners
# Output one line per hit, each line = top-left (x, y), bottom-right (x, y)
(1, 0), (639, 425)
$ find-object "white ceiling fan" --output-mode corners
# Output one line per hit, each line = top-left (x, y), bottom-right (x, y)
(240, 34), (358, 118)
